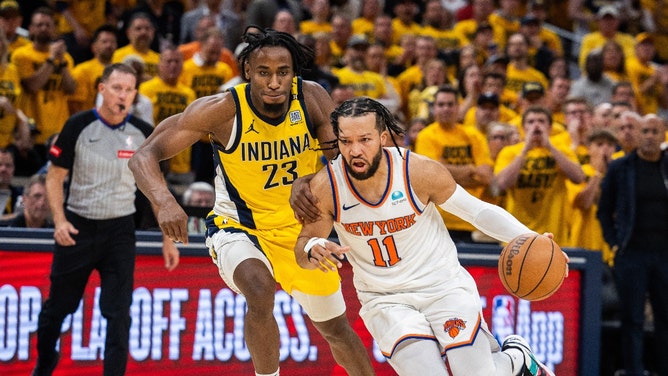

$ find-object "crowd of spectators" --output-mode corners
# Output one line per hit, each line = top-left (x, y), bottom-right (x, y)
(0, 0), (667, 374)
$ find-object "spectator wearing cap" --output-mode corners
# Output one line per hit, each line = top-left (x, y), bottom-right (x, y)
(483, 53), (509, 76)
(68, 25), (118, 115)
(578, 5), (636, 71)
(390, 0), (423, 46)
(518, 14), (555, 77)
(0, 0), (29, 58)
(626, 32), (668, 115)
(453, 0), (505, 49)
(470, 91), (502, 135)
(414, 85), (494, 243)
(570, 49), (615, 107)
(332, 34), (387, 99)
(509, 81), (566, 137)
(462, 73), (517, 127)
(504, 33), (548, 94)
(525, 0), (563, 57)
(478, 71), (518, 118)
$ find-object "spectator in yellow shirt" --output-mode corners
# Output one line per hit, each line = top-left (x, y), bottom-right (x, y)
(332, 35), (387, 100)
(352, 0), (381, 39)
(299, 0), (332, 36)
(390, 0), (422, 46)
(578, 5), (636, 71)
(626, 32), (668, 115)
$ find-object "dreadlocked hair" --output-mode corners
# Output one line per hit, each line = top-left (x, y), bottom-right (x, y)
(330, 97), (405, 157)
(238, 26), (314, 80)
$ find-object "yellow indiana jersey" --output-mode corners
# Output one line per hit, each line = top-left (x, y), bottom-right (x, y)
(212, 77), (322, 230)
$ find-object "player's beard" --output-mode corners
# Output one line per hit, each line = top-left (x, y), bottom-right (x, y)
(262, 102), (285, 115)
(344, 148), (383, 181)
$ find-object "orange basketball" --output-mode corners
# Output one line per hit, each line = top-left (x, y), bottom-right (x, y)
(498, 233), (567, 301)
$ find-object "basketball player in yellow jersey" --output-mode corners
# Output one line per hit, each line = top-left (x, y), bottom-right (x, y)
(494, 107), (585, 246)
(129, 28), (374, 376)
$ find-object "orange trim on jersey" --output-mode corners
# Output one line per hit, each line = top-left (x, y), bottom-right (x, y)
(326, 163), (341, 222)
(383, 334), (438, 358)
(402, 149), (422, 215)
(343, 149), (393, 208)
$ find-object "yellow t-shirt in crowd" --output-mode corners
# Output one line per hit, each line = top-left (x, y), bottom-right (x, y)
(139, 77), (196, 174)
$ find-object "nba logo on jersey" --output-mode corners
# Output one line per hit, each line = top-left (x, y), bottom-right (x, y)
(491, 295), (516, 344)
(289, 110), (302, 124)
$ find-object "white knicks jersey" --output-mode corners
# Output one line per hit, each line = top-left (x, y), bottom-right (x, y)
(328, 147), (461, 293)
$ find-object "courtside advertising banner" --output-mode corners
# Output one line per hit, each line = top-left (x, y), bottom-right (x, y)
(1, 234), (595, 375)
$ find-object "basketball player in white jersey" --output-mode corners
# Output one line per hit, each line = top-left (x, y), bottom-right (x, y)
(292, 97), (562, 376)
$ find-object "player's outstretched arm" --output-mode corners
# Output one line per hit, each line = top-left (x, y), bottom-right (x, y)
(129, 94), (233, 243)
(410, 152), (534, 243)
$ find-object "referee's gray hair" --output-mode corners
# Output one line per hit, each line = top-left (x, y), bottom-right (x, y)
(182, 182), (215, 205)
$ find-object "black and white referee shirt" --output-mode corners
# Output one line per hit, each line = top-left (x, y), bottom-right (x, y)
(48, 109), (154, 220)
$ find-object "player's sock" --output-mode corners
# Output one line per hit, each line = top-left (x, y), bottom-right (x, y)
(255, 368), (279, 376)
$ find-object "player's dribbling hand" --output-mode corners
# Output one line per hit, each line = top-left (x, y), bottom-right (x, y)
(307, 241), (349, 272)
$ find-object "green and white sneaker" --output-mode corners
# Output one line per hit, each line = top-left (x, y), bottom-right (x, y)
(502, 335), (555, 376)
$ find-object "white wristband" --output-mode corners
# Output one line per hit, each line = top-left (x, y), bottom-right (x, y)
(304, 237), (328, 254)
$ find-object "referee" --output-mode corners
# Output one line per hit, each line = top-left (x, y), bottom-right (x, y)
(32, 63), (179, 376)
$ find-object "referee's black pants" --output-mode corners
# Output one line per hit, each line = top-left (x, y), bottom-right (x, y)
(36, 212), (136, 376)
